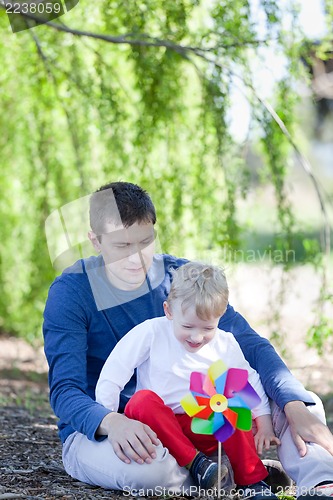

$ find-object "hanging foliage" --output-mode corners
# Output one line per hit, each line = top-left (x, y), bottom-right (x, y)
(0, 0), (332, 344)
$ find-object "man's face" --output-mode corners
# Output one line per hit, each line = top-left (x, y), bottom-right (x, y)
(89, 221), (156, 290)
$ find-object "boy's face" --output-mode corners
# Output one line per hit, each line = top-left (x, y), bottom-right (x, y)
(89, 221), (156, 290)
(164, 301), (219, 352)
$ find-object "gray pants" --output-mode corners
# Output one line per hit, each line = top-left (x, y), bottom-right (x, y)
(62, 393), (333, 495)
(271, 392), (333, 496)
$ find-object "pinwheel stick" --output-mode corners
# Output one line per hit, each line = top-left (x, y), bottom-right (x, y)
(217, 441), (222, 498)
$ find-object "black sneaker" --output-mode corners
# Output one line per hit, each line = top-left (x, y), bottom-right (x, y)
(298, 481), (333, 499)
(262, 459), (293, 493)
(190, 451), (225, 490)
(240, 480), (279, 500)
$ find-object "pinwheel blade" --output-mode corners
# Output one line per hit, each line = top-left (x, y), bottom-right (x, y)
(194, 405), (214, 420)
(214, 418), (235, 442)
(195, 395), (211, 406)
(227, 394), (248, 408)
(192, 415), (214, 434)
(237, 382), (261, 409)
(229, 407), (252, 430)
(207, 359), (227, 384)
(214, 371), (228, 395)
(223, 408), (238, 428)
(203, 374), (217, 397)
(224, 368), (248, 398)
(212, 411), (225, 433)
(180, 393), (206, 417)
(190, 372), (207, 395)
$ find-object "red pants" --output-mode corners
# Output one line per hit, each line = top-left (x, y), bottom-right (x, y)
(125, 390), (268, 485)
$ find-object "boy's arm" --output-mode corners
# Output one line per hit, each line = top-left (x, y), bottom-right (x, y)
(254, 414), (280, 455)
(95, 320), (161, 465)
(95, 322), (152, 410)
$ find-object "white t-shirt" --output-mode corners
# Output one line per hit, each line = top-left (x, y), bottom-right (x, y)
(95, 316), (270, 418)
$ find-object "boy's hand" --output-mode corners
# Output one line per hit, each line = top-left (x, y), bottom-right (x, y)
(254, 414), (281, 455)
(98, 412), (160, 464)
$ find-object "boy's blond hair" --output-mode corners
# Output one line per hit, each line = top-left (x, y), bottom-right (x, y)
(167, 262), (229, 320)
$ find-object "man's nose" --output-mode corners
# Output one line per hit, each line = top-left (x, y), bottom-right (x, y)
(127, 247), (143, 264)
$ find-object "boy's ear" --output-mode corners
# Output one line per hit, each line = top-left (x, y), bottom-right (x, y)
(163, 301), (173, 320)
(88, 231), (101, 253)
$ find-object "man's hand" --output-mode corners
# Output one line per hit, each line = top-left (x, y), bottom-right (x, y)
(97, 412), (160, 464)
(284, 400), (333, 457)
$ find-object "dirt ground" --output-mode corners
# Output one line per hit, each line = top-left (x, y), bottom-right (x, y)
(0, 345), (138, 500)
(0, 385), (282, 500)
(0, 336), (130, 499)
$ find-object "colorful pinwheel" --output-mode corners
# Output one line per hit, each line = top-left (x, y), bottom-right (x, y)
(180, 359), (261, 442)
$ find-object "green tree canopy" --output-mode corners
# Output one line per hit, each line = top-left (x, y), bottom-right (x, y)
(0, 0), (332, 342)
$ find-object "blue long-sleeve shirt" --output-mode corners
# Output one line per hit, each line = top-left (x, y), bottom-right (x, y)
(43, 253), (313, 444)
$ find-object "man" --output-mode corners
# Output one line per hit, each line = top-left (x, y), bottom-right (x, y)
(43, 181), (333, 497)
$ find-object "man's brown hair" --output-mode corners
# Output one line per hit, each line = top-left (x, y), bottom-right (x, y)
(90, 181), (156, 237)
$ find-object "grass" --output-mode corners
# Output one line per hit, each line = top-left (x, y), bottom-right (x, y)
(0, 368), (51, 416)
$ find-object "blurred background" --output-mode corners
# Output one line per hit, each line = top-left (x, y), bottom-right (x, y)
(0, 0), (333, 394)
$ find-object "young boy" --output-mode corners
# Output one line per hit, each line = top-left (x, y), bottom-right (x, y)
(96, 262), (280, 497)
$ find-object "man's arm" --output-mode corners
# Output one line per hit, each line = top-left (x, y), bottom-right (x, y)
(219, 304), (314, 408)
(43, 278), (111, 442)
(219, 304), (333, 456)
(44, 279), (160, 464)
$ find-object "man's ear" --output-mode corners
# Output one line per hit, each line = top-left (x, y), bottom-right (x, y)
(163, 301), (173, 320)
(88, 231), (101, 253)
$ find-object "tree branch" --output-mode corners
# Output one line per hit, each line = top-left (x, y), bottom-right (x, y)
(0, 1), (273, 53)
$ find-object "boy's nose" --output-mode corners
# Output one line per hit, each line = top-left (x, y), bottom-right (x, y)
(189, 332), (204, 342)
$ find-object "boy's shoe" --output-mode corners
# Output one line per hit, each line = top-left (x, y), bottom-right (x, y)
(190, 451), (228, 491)
(262, 459), (293, 493)
(297, 481), (333, 499)
(310, 481), (333, 497)
(240, 480), (279, 500)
